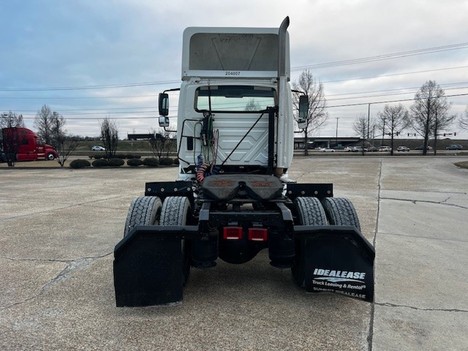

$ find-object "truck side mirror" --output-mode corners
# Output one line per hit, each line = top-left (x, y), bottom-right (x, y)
(158, 93), (169, 116)
(298, 95), (309, 129)
(159, 116), (170, 128)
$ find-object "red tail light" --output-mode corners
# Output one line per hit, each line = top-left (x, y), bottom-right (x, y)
(248, 228), (268, 242)
(223, 227), (243, 240)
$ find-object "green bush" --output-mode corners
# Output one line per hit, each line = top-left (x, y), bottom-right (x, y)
(142, 158), (159, 167)
(127, 158), (143, 167)
(92, 159), (109, 167)
(108, 158), (125, 167)
(115, 153), (127, 159)
(94, 154), (103, 160)
(69, 159), (91, 169)
(159, 157), (174, 166)
(173, 158), (180, 165)
(127, 154), (141, 159)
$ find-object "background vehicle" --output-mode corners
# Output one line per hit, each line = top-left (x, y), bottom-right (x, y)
(1, 127), (58, 162)
(446, 144), (463, 150)
(113, 18), (375, 307)
(351, 146), (365, 152)
(91, 145), (106, 151)
(397, 146), (410, 152)
(379, 146), (391, 152)
(415, 145), (432, 150)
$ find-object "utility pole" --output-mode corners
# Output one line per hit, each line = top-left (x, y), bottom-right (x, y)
(367, 103), (371, 140)
(335, 117), (339, 147)
(381, 117), (386, 146)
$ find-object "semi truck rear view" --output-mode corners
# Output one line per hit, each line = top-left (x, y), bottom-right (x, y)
(113, 17), (375, 307)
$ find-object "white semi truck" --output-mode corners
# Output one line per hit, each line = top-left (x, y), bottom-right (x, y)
(113, 17), (375, 307)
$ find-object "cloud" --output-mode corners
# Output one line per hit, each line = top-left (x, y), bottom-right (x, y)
(1, 0), (467, 137)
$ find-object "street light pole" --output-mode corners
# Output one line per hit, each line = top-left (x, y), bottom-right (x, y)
(367, 103), (371, 140)
(335, 117), (339, 147)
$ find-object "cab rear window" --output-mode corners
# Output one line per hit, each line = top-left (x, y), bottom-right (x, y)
(195, 85), (275, 113)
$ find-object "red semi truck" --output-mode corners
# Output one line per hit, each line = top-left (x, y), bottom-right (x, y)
(1, 127), (58, 162)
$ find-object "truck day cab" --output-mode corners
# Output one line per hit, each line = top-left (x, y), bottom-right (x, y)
(1, 127), (58, 162)
(113, 18), (375, 307)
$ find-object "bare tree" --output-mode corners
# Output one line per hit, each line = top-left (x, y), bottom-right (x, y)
(50, 112), (78, 167)
(34, 105), (54, 144)
(149, 130), (173, 160)
(1, 111), (25, 129)
(245, 99), (261, 111)
(409, 81), (454, 155)
(1, 112), (25, 167)
(100, 117), (119, 158)
(293, 69), (328, 155)
(377, 104), (409, 155)
(49, 112), (65, 148)
(353, 115), (369, 155)
(458, 106), (468, 130)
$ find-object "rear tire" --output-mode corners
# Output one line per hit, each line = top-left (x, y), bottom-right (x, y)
(292, 197), (328, 287)
(124, 196), (162, 237)
(295, 197), (328, 226)
(160, 196), (192, 285)
(322, 197), (361, 231)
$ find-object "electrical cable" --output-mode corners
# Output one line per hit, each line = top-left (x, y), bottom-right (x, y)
(292, 42), (468, 71)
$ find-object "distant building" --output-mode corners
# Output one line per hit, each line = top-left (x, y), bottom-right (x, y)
(127, 133), (166, 141)
(294, 136), (360, 149)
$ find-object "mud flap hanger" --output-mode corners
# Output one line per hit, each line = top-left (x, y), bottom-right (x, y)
(294, 225), (375, 302)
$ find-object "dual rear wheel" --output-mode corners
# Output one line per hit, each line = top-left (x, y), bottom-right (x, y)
(292, 197), (360, 287)
(123, 195), (360, 291)
(124, 196), (192, 284)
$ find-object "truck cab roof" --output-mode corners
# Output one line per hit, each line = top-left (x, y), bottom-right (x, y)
(182, 27), (290, 80)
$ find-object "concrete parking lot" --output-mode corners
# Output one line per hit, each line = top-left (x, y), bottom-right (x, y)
(1, 156), (467, 350)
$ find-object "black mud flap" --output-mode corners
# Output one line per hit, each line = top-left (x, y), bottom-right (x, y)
(113, 225), (198, 307)
(295, 225), (375, 302)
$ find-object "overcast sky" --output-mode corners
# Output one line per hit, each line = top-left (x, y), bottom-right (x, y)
(1, 0), (468, 139)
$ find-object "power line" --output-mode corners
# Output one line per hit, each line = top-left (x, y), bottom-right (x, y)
(0, 80), (179, 92)
(11, 92), (468, 122)
(0, 94), (156, 100)
(327, 92), (468, 108)
(19, 115), (159, 120)
(2, 42), (468, 93)
(326, 84), (468, 101)
(320, 65), (468, 84)
(2, 63), (466, 98)
(292, 42), (468, 71)
(5, 81), (468, 113)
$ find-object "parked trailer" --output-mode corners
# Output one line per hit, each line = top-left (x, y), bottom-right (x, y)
(113, 17), (374, 307)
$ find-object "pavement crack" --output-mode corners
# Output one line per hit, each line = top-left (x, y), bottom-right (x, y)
(0, 252), (112, 311)
(368, 159), (383, 351)
(2, 252), (112, 264)
(375, 302), (468, 313)
(0, 195), (126, 221)
(381, 197), (468, 210)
